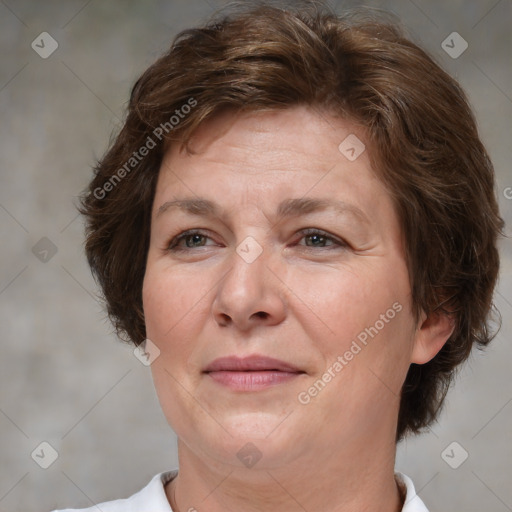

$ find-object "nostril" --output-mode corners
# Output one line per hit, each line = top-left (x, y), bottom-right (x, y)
(255, 311), (269, 319)
(219, 313), (231, 325)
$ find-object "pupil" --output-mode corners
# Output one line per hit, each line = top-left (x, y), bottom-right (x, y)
(309, 234), (324, 246)
(187, 234), (204, 247)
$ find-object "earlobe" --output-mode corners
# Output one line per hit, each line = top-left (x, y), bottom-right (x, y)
(411, 310), (456, 364)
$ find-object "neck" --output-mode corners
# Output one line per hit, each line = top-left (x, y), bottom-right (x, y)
(166, 435), (403, 512)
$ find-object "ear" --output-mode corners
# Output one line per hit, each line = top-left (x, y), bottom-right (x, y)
(411, 310), (456, 364)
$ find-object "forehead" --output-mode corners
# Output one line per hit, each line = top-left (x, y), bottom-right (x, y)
(158, 106), (376, 189)
(174, 106), (359, 170)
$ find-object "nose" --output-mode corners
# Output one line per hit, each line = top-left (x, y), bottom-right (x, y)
(211, 246), (287, 331)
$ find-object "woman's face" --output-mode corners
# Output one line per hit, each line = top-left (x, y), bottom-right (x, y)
(143, 106), (419, 469)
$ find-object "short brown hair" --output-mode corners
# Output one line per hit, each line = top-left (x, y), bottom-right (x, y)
(80, 2), (504, 440)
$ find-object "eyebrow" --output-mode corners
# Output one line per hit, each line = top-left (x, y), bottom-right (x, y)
(156, 197), (369, 224)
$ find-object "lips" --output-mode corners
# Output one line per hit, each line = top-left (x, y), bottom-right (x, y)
(204, 355), (303, 373)
(203, 355), (305, 391)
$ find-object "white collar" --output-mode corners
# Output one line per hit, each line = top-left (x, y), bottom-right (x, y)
(395, 472), (430, 511)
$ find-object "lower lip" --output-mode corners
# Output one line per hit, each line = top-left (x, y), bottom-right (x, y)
(206, 371), (303, 391)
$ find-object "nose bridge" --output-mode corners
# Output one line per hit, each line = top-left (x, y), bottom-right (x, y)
(212, 238), (286, 328)
(221, 239), (270, 305)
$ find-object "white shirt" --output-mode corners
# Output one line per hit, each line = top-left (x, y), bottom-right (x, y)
(52, 470), (429, 511)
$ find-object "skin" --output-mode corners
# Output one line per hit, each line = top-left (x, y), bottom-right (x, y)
(142, 105), (454, 512)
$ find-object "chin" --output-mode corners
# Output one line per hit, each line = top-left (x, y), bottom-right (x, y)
(223, 410), (294, 439)
(178, 412), (306, 470)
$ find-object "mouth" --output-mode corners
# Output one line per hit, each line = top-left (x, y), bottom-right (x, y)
(203, 355), (306, 391)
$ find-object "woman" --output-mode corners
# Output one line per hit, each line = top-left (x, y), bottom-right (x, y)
(54, 2), (503, 511)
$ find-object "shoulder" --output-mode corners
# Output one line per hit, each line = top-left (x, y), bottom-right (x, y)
(50, 470), (178, 512)
(395, 472), (430, 512)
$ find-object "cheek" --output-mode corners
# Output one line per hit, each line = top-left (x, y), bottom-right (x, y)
(143, 267), (208, 423)
(286, 259), (410, 349)
(290, 258), (416, 403)
(294, 264), (414, 425)
(143, 263), (209, 340)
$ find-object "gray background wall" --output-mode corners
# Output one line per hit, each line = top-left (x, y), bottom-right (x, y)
(1, 1), (511, 511)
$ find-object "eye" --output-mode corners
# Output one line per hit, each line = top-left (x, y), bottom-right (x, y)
(165, 228), (347, 253)
(166, 229), (217, 251)
(296, 228), (347, 249)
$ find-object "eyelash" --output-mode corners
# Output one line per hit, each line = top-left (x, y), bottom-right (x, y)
(166, 228), (347, 252)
